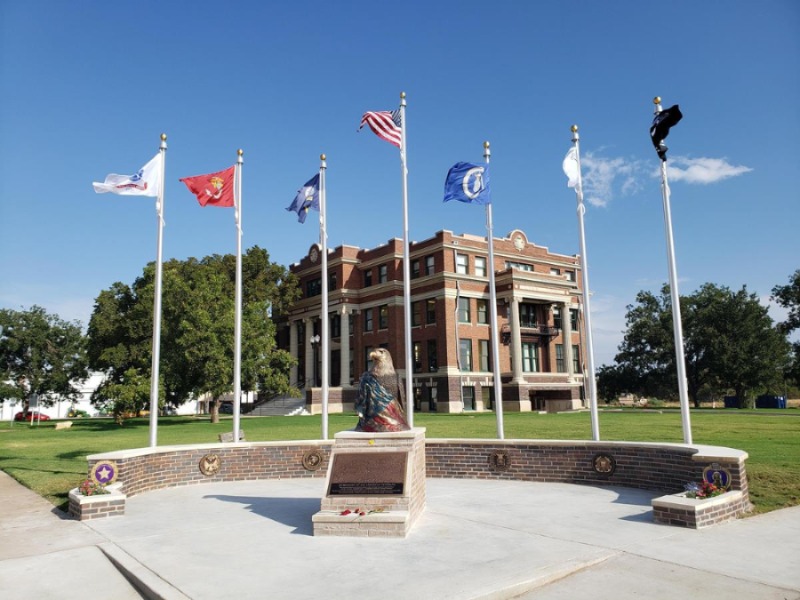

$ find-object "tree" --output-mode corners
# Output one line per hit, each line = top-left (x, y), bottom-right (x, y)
(86, 246), (301, 422)
(772, 270), (800, 388)
(0, 306), (88, 414)
(611, 283), (791, 408)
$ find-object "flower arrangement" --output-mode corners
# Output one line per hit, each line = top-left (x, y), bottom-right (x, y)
(340, 507), (385, 517)
(684, 481), (723, 499)
(77, 479), (110, 496)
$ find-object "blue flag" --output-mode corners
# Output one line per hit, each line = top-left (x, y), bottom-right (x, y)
(443, 162), (490, 205)
(286, 174), (320, 223)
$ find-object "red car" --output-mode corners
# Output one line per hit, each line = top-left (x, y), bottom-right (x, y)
(14, 411), (51, 422)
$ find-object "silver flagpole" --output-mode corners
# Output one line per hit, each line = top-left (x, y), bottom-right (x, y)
(232, 149), (244, 442)
(399, 92), (414, 426)
(653, 97), (692, 444)
(149, 133), (166, 448)
(570, 126), (600, 441)
(320, 154), (330, 440)
(483, 142), (504, 439)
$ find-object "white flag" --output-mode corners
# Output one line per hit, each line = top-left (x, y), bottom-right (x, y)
(93, 153), (161, 196)
(562, 147), (579, 189)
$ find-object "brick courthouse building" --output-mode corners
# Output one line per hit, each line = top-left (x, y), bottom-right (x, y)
(277, 229), (587, 414)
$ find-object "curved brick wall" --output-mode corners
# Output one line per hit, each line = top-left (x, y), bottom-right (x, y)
(86, 438), (748, 501)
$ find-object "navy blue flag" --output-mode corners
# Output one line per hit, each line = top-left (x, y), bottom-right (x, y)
(650, 104), (682, 162)
(443, 162), (491, 205)
(285, 174), (320, 223)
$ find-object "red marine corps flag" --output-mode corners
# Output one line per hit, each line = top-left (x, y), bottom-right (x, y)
(180, 165), (235, 207)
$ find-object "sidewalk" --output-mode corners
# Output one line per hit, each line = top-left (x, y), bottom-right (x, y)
(1, 470), (799, 599)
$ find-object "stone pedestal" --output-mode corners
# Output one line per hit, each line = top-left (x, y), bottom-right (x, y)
(312, 428), (426, 538)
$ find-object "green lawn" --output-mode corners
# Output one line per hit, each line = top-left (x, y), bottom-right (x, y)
(1, 409), (798, 514)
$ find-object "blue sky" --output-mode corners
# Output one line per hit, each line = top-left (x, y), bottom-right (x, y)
(1, 1), (798, 366)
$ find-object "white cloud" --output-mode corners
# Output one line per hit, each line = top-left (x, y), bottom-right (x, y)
(665, 156), (753, 184)
(580, 153), (643, 208)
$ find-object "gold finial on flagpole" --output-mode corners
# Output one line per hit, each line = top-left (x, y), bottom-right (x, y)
(653, 96), (661, 105)
(238, 149), (243, 156)
(571, 125), (578, 133)
(320, 153), (326, 161)
(160, 133), (167, 141)
(400, 91), (406, 99)
(484, 141), (490, 149)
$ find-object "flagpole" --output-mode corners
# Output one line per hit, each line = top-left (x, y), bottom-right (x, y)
(399, 91), (414, 427)
(148, 133), (166, 448)
(653, 96), (692, 444)
(319, 154), (330, 440)
(570, 126), (600, 441)
(483, 142), (505, 439)
(232, 149), (244, 442)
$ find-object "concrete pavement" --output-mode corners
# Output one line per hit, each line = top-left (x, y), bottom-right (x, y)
(1, 470), (798, 599)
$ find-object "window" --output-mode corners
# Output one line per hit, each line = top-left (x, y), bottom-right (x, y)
(520, 303), (537, 328)
(556, 344), (565, 373)
(365, 346), (373, 371)
(522, 342), (539, 372)
(570, 308), (579, 330)
(306, 278), (321, 297)
(363, 269), (372, 287)
(425, 255), (435, 276)
(462, 386), (475, 410)
(378, 305), (388, 329)
(411, 301), (421, 326)
(459, 339), (473, 371)
(413, 342), (422, 373)
(411, 259), (420, 279)
(331, 314), (341, 338)
(378, 264), (388, 283)
(329, 272), (337, 291)
(553, 306), (563, 329)
(565, 270), (576, 282)
(477, 299), (488, 324)
(550, 267), (561, 276)
(506, 261), (533, 272)
(364, 308), (373, 332)
(573, 344), (581, 373)
(479, 340), (490, 372)
(458, 297), (471, 323)
(426, 299), (436, 324)
(456, 253), (468, 274)
(427, 340), (437, 372)
(482, 386), (494, 410)
(475, 256), (487, 277)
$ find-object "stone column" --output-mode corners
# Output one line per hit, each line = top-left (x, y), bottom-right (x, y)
(289, 319), (298, 386)
(340, 306), (350, 387)
(510, 296), (524, 383)
(562, 302), (574, 380)
(304, 318), (314, 387)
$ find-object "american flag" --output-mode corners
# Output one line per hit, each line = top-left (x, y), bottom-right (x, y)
(359, 109), (402, 148)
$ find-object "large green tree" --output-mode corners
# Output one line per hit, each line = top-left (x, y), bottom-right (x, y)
(609, 283), (791, 408)
(771, 269), (800, 387)
(87, 246), (300, 422)
(0, 306), (88, 414)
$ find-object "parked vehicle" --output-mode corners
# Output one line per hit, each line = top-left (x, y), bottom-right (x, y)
(14, 411), (51, 422)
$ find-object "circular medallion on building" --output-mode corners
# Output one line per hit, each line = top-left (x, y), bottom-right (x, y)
(488, 450), (511, 471)
(302, 449), (324, 471)
(309, 246), (319, 263)
(199, 454), (222, 477)
(702, 463), (731, 491)
(513, 235), (525, 251)
(91, 460), (118, 485)
(592, 453), (616, 476)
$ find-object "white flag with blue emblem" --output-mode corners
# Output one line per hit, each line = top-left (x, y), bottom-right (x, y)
(93, 153), (161, 196)
(443, 162), (491, 205)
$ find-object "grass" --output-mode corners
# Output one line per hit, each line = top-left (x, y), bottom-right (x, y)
(1, 409), (798, 515)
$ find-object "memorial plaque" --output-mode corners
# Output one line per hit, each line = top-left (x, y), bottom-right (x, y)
(327, 452), (407, 496)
